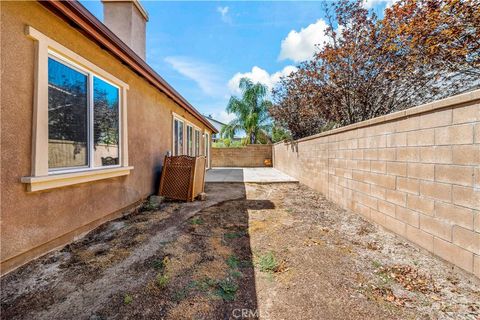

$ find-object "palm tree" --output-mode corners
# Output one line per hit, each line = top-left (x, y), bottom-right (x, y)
(221, 78), (272, 144)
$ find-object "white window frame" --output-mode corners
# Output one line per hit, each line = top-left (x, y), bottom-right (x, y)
(172, 117), (185, 156)
(21, 26), (132, 192)
(48, 52), (123, 173)
(205, 131), (210, 169)
(172, 112), (202, 157)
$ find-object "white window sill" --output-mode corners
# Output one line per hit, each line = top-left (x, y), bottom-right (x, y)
(21, 166), (134, 192)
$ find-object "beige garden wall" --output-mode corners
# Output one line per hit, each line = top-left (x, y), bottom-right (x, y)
(273, 90), (480, 277)
(212, 145), (272, 167)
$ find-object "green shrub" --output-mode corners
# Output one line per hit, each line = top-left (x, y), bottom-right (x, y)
(156, 273), (169, 288)
(190, 217), (203, 225)
(226, 255), (239, 269)
(216, 278), (238, 301)
(124, 294), (133, 305)
(224, 231), (246, 239)
(257, 251), (279, 273)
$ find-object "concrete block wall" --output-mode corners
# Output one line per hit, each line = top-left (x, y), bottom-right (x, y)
(273, 90), (480, 277)
(212, 145), (273, 167)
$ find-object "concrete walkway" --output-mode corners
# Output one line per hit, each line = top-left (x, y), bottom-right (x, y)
(205, 167), (299, 183)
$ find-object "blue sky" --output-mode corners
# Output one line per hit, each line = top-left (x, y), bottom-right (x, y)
(80, 0), (391, 123)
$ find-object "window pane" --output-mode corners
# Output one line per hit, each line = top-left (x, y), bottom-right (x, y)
(93, 77), (119, 166)
(48, 58), (88, 169)
(195, 130), (200, 156)
(187, 126), (193, 156)
(204, 134), (209, 156)
(178, 121), (184, 155)
(174, 120), (183, 156)
(174, 120), (179, 155)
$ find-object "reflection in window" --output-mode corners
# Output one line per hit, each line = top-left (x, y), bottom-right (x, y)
(94, 77), (119, 166)
(194, 130), (200, 156)
(48, 57), (88, 169)
(187, 125), (193, 156)
(174, 119), (184, 155)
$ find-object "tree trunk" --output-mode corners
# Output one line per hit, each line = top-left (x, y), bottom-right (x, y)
(250, 132), (255, 144)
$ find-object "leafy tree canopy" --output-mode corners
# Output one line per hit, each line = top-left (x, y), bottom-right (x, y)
(270, 0), (480, 139)
(222, 78), (273, 144)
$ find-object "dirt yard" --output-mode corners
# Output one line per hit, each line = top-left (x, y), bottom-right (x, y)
(1, 183), (479, 320)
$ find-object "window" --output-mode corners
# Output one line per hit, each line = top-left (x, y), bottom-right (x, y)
(48, 57), (120, 171)
(22, 26), (132, 192)
(194, 129), (200, 156)
(186, 125), (193, 156)
(172, 113), (201, 157)
(205, 132), (210, 168)
(48, 57), (89, 169)
(173, 118), (184, 155)
(93, 77), (120, 166)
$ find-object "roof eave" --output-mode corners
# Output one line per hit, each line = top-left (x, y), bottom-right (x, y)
(38, 0), (218, 133)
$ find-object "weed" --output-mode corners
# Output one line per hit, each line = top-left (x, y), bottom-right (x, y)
(142, 200), (159, 212)
(190, 217), (203, 225)
(239, 259), (253, 268)
(156, 273), (169, 288)
(216, 278), (238, 301)
(224, 231), (245, 239)
(152, 256), (170, 271)
(194, 277), (217, 292)
(152, 259), (165, 271)
(372, 260), (382, 269)
(124, 294), (133, 305)
(257, 251), (279, 273)
(229, 270), (242, 278)
(376, 269), (394, 285)
(226, 255), (239, 269)
(173, 281), (198, 301)
(174, 286), (190, 301)
(142, 196), (163, 211)
(189, 280), (201, 292)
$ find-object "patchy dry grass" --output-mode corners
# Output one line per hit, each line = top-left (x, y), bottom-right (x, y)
(1, 183), (479, 320)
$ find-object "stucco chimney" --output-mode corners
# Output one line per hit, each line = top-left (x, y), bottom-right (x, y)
(102, 0), (148, 60)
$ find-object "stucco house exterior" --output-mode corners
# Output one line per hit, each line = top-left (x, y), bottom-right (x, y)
(204, 116), (226, 142)
(0, 0), (217, 274)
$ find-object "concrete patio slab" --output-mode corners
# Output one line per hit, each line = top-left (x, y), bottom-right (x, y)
(205, 167), (299, 183)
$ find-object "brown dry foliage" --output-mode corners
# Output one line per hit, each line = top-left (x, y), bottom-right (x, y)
(271, 0), (480, 139)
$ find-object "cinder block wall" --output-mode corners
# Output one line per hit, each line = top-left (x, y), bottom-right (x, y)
(273, 90), (480, 277)
(212, 145), (272, 167)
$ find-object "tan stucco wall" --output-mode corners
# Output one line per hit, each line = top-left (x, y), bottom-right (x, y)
(211, 145), (273, 167)
(0, 1), (212, 274)
(273, 91), (480, 277)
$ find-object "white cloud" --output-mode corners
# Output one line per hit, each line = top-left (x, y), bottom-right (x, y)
(279, 19), (329, 63)
(228, 65), (297, 95)
(212, 110), (236, 124)
(164, 56), (224, 97)
(217, 6), (231, 24)
(362, 0), (398, 9)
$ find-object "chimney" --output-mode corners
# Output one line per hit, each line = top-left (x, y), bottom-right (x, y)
(102, 0), (148, 60)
